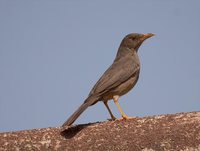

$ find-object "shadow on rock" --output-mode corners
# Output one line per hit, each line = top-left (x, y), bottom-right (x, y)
(60, 122), (97, 139)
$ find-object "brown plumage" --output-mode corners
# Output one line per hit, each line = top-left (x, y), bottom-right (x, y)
(62, 33), (154, 127)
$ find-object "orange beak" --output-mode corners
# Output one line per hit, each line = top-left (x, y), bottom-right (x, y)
(141, 33), (155, 41)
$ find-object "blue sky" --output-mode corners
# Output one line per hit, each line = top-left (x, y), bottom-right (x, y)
(0, 1), (200, 132)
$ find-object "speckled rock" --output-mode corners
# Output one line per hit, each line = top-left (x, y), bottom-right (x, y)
(0, 111), (200, 151)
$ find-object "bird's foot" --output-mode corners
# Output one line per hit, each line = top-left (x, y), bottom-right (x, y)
(118, 115), (135, 121)
(108, 118), (115, 121)
(107, 116), (117, 121)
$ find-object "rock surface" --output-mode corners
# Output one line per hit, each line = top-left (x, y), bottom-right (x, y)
(0, 111), (200, 151)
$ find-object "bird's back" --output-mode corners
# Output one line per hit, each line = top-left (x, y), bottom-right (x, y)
(86, 49), (140, 103)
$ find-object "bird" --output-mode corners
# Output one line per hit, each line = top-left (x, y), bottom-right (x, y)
(62, 33), (154, 127)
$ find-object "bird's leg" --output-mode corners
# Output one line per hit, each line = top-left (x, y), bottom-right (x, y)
(113, 95), (133, 120)
(103, 101), (116, 121)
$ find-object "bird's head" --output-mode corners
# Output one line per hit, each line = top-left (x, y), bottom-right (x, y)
(120, 33), (155, 52)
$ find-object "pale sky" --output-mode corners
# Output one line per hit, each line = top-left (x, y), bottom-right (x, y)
(0, 1), (200, 132)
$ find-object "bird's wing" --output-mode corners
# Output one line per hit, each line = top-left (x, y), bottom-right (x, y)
(88, 55), (140, 97)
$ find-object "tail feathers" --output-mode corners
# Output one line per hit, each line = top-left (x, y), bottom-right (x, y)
(62, 96), (98, 127)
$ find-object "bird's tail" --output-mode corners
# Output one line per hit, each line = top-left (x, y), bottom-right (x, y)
(62, 96), (98, 127)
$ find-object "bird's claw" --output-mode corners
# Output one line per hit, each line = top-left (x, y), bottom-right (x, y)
(118, 115), (135, 121)
(107, 117), (117, 121)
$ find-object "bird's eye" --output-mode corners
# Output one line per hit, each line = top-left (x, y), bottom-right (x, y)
(131, 37), (135, 41)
